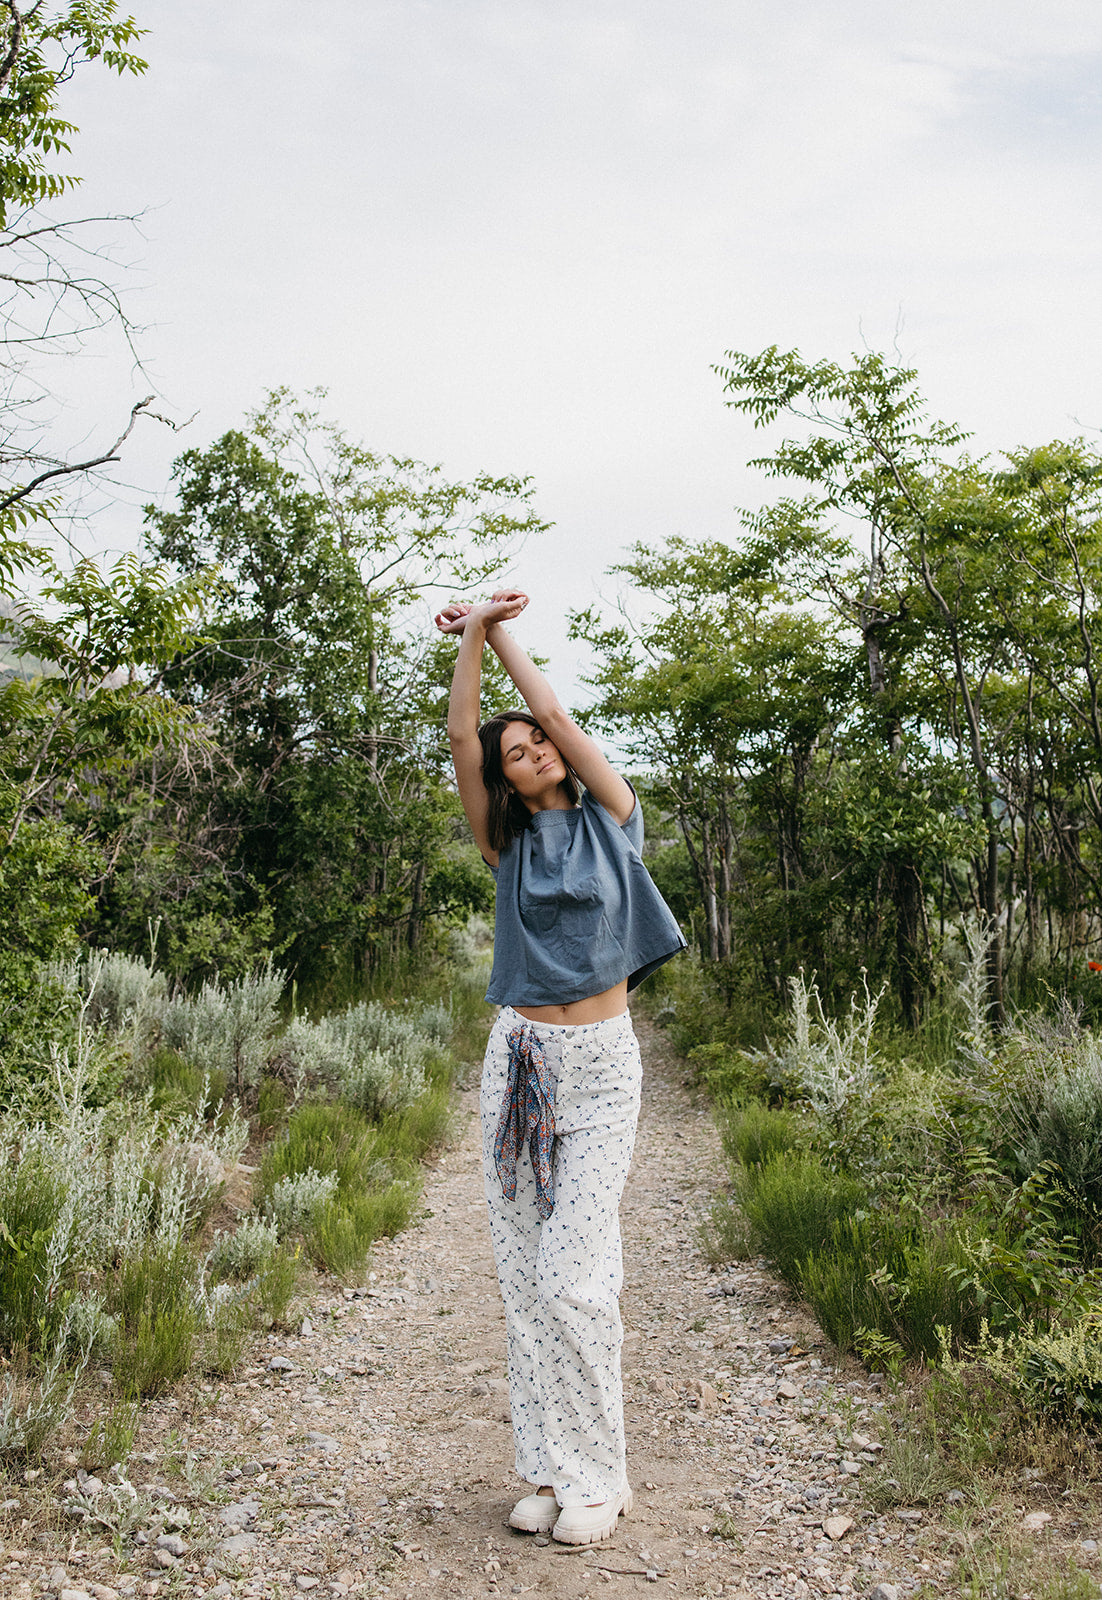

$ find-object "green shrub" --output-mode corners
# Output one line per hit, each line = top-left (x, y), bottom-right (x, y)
(1002, 1030), (1102, 1219)
(206, 1216), (280, 1280)
(142, 1048), (227, 1117)
(719, 1100), (802, 1170)
(255, 1243), (301, 1326)
(81, 1390), (140, 1469)
(107, 1239), (196, 1333)
(0, 1152), (70, 1352)
(0, 804), (95, 1014)
(382, 1085), (452, 1162)
(260, 1101), (381, 1198)
(129, 1301), (199, 1395)
(688, 1040), (772, 1103)
(308, 1180), (416, 1279)
(697, 1194), (754, 1265)
(262, 1168), (339, 1236)
(799, 1212), (980, 1361)
(736, 1152), (868, 1290)
(162, 963), (283, 1097)
(257, 1074), (289, 1132)
(77, 949), (168, 1037)
(0, 969), (79, 1111)
(203, 1302), (251, 1378)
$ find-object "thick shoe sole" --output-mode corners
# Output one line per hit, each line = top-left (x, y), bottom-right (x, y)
(552, 1485), (633, 1546)
(508, 1493), (560, 1534)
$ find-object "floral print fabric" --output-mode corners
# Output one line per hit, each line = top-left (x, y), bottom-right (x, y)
(481, 1005), (642, 1507)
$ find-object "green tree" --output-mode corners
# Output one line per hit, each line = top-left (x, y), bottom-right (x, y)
(715, 348), (1018, 1020)
(116, 392), (547, 986)
(572, 537), (852, 985)
(0, 4), (220, 996)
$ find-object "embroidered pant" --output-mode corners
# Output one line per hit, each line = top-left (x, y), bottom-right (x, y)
(480, 1005), (642, 1507)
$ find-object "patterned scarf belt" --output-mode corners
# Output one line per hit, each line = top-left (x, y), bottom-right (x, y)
(493, 1018), (556, 1220)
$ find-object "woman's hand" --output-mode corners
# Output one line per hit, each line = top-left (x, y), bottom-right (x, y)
(435, 590), (529, 635)
(434, 601), (475, 635)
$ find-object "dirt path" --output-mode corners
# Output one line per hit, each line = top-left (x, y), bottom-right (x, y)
(32, 1014), (943, 1600)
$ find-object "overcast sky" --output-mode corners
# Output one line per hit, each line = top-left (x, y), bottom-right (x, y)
(54, 0), (1102, 698)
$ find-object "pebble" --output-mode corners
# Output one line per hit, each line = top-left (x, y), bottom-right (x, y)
(60, 1590), (92, 1600)
(869, 1586), (899, 1600)
(687, 1378), (720, 1410)
(1023, 1511), (1053, 1532)
(219, 1533), (258, 1559)
(823, 1517), (855, 1541)
(49, 1564), (69, 1589)
(1081, 1540), (1099, 1555)
(220, 1500), (260, 1526)
(851, 1432), (881, 1453)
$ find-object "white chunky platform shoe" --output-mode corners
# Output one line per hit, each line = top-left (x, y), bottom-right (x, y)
(508, 1488), (560, 1533)
(552, 1482), (633, 1546)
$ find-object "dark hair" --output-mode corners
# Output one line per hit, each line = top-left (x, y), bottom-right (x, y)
(478, 709), (580, 852)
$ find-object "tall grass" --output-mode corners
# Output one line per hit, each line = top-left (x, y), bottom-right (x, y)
(735, 1153), (868, 1291)
(799, 1213), (981, 1361)
(0, 919), (491, 1454)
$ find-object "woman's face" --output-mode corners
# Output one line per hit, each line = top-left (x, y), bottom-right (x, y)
(499, 720), (567, 808)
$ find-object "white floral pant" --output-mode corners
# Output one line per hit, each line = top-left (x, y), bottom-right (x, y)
(480, 1005), (642, 1506)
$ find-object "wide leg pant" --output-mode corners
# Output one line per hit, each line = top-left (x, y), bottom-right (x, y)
(480, 1006), (642, 1507)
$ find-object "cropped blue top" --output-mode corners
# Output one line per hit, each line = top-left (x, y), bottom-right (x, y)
(484, 788), (686, 1007)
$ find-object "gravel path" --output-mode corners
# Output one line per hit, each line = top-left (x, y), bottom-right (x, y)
(22, 1012), (946, 1600)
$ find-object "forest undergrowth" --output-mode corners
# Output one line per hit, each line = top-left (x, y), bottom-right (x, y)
(650, 930), (1102, 1598)
(0, 922), (494, 1471)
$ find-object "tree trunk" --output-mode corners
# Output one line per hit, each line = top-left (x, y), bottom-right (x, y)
(406, 859), (425, 952)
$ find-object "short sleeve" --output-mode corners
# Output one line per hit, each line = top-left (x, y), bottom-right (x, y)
(619, 782), (644, 850)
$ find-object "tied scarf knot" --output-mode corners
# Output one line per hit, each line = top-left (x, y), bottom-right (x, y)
(494, 1019), (556, 1219)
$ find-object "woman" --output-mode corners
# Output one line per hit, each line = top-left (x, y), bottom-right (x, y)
(435, 587), (685, 1547)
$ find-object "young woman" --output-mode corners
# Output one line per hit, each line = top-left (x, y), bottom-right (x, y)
(435, 587), (685, 1547)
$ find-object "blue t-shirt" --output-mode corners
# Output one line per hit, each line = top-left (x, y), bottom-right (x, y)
(484, 789), (686, 1006)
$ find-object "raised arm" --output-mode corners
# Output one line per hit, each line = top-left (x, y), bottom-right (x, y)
(436, 591), (530, 866)
(487, 610), (635, 827)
